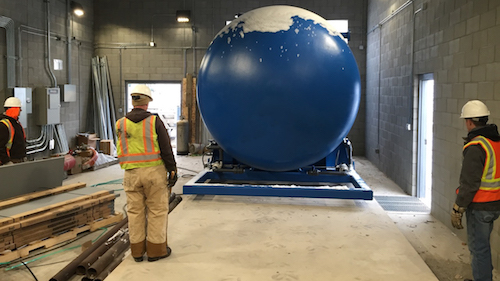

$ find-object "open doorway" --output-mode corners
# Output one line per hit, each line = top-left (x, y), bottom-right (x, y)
(126, 82), (182, 148)
(417, 74), (434, 207)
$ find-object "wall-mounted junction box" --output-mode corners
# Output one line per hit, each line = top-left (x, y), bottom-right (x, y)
(13, 87), (32, 129)
(35, 87), (60, 125)
(60, 84), (76, 102)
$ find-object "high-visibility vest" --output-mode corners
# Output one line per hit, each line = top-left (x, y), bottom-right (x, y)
(116, 115), (163, 170)
(0, 119), (14, 157)
(460, 136), (500, 203)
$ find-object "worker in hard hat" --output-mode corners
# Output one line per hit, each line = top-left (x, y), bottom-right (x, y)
(0, 97), (26, 166)
(116, 84), (177, 262)
(451, 100), (500, 281)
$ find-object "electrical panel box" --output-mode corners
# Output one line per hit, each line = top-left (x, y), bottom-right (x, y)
(35, 87), (60, 125)
(13, 87), (32, 129)
(60, 84), (76, 102)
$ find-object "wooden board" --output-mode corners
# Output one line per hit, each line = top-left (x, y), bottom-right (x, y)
(0, 213), (124, 263)
(0, 183), (87, 211)
(0, 190), (113, 227)
(0, 193), (117, 236)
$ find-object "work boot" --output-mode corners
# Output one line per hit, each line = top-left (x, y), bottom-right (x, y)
(130, 241), (146, 262)
(148, 247), (172, 262)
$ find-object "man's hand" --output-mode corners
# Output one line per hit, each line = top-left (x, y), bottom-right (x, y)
(451, 203), (466, 229)
(167, 168), (178, 188)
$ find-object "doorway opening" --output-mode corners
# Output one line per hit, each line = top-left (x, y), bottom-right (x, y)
(126, 82), (182, 148)
(417, 74), (434, 207)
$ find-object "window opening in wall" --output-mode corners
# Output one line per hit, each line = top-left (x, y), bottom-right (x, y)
(225, 18), (349, 43)
(126, 82), (182, 149)
(417, 74), (434, 207)
(327, 20), (348, 43)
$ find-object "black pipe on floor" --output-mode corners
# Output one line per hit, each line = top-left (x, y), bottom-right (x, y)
(76, 229), (124, 275)
(87, 234), (130, 279)
(49, 217), (128, 281)
(93, 252), (126, 281)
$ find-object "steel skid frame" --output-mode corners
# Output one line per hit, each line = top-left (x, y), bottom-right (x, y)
(183, 139), (373, 200)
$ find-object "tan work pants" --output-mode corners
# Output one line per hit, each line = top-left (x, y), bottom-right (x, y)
(123, 165), (169, 258)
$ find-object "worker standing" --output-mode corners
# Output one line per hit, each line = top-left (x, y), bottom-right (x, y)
(116, 84), (177, 262)
(451, 100), (500, 281)
(0, 97), (26, 165)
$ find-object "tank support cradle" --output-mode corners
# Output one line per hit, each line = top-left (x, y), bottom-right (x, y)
(183, 139), (373, 200)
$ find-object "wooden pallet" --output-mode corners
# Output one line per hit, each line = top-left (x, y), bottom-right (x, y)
(0, 183), (87, 211)
(0, 213), (124, 263)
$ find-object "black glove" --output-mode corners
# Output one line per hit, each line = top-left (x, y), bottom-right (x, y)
(167, 168), (178, 188)
(451, 203), (466, 229)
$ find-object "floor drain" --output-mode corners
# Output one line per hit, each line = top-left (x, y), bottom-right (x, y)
(374, 195), (430, 213)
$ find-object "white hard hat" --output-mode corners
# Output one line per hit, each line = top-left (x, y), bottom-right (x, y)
(460, 100), (490, 118)
(130, 84), (153, 101)
(4, 97), (21, 108)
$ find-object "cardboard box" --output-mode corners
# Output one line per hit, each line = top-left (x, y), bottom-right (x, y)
(76, 133), (99, 149)
(68, 156), (83, 175)
(100, 140), (114, 155)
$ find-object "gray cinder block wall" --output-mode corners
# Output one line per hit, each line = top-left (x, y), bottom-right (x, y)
(366, 0), (500, 267)
(93, 0), (368, 155)
(0, 0), (94, 148)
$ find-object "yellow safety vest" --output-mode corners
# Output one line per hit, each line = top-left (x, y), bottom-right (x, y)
(461, 136), (500, 203)
(116, 115), (163, 170)
(0, 119), (14, 157)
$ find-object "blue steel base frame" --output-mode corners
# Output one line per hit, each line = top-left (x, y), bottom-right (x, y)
(183, 138), (373, 200)
(183, 169), (373, 200)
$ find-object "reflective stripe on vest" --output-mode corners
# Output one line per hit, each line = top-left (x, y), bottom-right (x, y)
(116, 115), (163, 169)
(0, 119), (14, 156)
(462, 136), (500, 202)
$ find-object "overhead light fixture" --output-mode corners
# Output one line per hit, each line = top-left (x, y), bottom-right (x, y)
(71, 1), (84, 17)
(149, 41), (156, 47)
(176, 10), (191, 23)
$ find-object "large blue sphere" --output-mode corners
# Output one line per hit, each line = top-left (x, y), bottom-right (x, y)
(198, 5), (360, 171)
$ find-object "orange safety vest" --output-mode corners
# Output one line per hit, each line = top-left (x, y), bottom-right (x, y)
(116, 115), (163, 170)
(0, 119), (14, 157)
(459, 136), (500, 203)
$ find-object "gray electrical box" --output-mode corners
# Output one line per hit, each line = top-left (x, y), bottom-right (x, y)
(13, 87), (32, 129)
(60, 84), (77, 102)
(35, 87), (60, 125)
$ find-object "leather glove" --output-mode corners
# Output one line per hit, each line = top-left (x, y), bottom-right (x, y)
(451, 203), (466, 229)
(167, 168), (178, 188)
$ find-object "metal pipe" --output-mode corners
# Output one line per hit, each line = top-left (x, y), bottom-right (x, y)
(67, 0), (72, 84)
(169, 194), (183, 213)
(93, 252), (126, 281)
(26, 126), (45, 143)
(45, 0), (57, 87)
(49, 218), (128, 281)
(18, 25), (61, 86)
(368, 0), (413, 34)
(87, 234), (130, 278)
(76, 229), (124, 275)
(0, 16), (16, 88)
(119, 48), (123, 113)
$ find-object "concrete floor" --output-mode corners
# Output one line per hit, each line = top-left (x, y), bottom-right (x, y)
(1, 156), (498, 280)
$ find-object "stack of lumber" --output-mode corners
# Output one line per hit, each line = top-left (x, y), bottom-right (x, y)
(0, 183), (123, 263)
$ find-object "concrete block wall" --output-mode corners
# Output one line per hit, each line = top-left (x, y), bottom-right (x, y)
(367, 0), (500, 268)
(0, 0), (94, 150)
(93, 0), (368, 155)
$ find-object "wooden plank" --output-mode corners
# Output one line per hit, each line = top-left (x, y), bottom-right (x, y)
(0, 213), (124, 263)
(0, 183), (87, 211)
(6, 190), (112, 223)
(181, 78), (189, 120)
(188, 74), (197, 144)
(0, 193), (117, 234)
(90, 213), (123, 232)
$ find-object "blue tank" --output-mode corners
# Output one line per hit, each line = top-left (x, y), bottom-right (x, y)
(197, 6), (360, 172)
